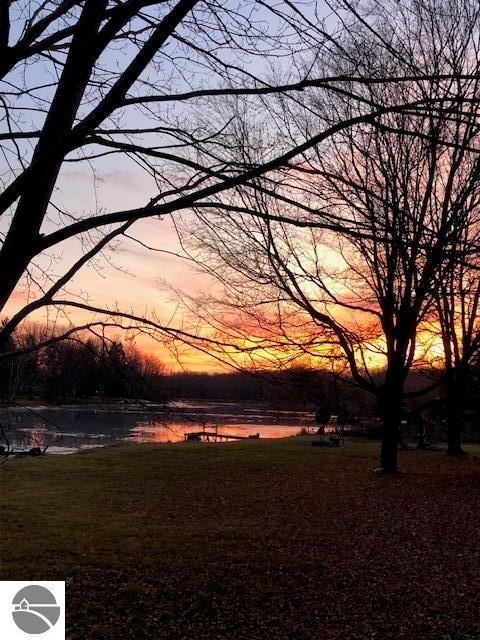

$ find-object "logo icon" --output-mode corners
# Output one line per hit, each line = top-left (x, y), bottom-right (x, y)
(12, 585), (61, 635)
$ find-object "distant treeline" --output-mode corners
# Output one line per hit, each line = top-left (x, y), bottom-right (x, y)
(0, 331), (372, 409)
(162, 369), (376, 413)
(163, 368), (480, 421)
(0, 331), (165, 403)
(0, 330), (375, 409)
(1, 332), (479, 423)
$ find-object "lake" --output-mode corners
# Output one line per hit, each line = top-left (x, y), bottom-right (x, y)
(0, 401), (318, 453)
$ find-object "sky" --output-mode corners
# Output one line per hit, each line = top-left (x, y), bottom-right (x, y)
(35, 169), (215, 371)
(3, 132), (217, 370)
(0, 1), (362, 373)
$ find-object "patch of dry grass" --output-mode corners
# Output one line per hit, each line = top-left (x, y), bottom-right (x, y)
(2, 438), (480, 639)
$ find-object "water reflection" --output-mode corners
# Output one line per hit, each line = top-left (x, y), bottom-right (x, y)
(0, 402), (315, 453)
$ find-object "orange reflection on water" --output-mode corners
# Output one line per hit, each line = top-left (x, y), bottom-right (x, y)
(129, 420), (304, 443)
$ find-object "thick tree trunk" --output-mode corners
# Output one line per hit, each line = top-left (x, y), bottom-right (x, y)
(447, 419), (463, 456)
(380, 407), (401, 473)
(0, 0), (109, 313)
(378, 380), (403, 473)
(446, 371), (466, 456)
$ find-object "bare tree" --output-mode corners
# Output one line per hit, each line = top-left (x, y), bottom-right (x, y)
(179, 0), (480, 472)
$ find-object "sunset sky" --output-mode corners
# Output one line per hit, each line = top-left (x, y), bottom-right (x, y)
(1, 2), (340, 374)
(0, 2), (453, 377)
(6, 159), (217, 371)
(4, 153), (448, 374)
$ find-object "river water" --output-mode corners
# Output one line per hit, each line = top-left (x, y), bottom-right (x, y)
(0, 401), (318, 453)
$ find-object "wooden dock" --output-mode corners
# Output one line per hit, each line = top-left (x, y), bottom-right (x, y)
(185, 431), (260, 442)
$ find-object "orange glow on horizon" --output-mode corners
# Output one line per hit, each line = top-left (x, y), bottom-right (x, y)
(3, 282), (449, 374)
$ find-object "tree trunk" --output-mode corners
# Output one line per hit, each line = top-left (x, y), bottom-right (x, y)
(380, 412), (400, 473)
(378, 381), (403, 473)
(446, 370), (466, 456)
(0, 0), (109, 313)
(447, 418), (463, 456)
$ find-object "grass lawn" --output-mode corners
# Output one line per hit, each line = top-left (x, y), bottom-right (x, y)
(2, 438), (480, 639)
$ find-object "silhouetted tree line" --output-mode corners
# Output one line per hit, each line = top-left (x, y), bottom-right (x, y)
(0, 326), (165, 403)
(0, 334), (372, 407)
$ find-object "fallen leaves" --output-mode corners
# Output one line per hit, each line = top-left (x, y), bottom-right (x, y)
(2, 440), (480, 639)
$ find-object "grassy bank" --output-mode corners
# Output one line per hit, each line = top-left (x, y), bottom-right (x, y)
(2, 438), (480, 639)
